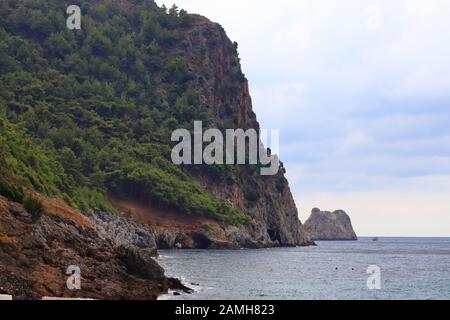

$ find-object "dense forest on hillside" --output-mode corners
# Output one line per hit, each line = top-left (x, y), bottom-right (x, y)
(0, 0), (251, 223)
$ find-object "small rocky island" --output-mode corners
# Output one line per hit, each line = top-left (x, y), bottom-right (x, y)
(304, 208), (357, 241)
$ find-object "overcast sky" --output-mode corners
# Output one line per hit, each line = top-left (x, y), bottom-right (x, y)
(157, 0), (450, 237)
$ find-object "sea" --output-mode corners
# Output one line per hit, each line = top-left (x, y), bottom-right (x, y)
(157, 237), (450, 300)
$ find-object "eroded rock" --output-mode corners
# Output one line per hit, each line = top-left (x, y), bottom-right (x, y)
(304, 208), (357, 241)
(0, 196), (188, 300)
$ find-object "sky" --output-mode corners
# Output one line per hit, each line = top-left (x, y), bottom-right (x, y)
(156, 0), (450, 237)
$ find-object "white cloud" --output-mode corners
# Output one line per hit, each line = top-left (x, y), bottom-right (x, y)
(335, 131), (372, 155)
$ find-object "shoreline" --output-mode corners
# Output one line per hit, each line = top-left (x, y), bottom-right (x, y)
(157, 254), (198, 300)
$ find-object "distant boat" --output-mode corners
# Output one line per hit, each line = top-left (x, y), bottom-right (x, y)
(372, 237), (379, 242)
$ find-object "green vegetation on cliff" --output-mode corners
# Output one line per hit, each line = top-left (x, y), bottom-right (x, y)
(0, 0), (250, 224)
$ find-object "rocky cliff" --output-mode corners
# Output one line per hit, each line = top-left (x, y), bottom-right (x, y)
(304, 208), (357, 241)
(145, 12), (313, 248)
(0, 195), (188, 300)
(91, 3), (313, 249)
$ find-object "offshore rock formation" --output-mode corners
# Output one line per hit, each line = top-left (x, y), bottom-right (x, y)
(0, 196), (187, 300)
(304, 208), (357, 241)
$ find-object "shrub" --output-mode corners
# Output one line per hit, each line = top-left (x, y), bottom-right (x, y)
(201, 223), (212, 232)
(23, 196), (44, 223)
(275, 178), (285, 193)
(125, 209), (134, 218)
(0, 178), (24, 203)
(0, 177), (44, 222)
(243, 187), (260, 202)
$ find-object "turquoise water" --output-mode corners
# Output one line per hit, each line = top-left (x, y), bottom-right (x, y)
(158, 238), (450, 300)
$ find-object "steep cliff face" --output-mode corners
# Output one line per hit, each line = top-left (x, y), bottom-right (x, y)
(94, 7), (313, 248)
(304, 208), (357, 241)
(145, 14), (313, 248)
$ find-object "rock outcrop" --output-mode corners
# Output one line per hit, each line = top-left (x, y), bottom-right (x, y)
(93, 211), (158, 252)
(0, 196), (188, 300)
(304, 208), (357, 241)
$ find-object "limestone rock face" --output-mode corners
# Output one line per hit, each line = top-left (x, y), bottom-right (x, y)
(93, 211), (157, 252)
(304, 208), (357, 241)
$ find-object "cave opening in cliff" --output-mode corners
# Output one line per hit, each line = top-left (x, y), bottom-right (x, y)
(267, 229), (281, 243)
(193, 233), (212, 249)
